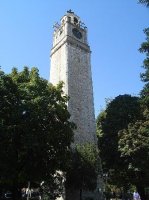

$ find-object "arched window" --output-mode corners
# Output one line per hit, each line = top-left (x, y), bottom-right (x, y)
(74, 17), (78, 24)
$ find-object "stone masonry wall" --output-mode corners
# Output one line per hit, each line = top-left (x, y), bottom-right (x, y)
(66, 42), (97, 145)
(50, 38), (97, 146)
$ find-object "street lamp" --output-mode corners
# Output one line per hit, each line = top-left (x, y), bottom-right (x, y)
(103, 173), (108, 200)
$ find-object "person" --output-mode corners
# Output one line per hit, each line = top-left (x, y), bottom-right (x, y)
(133, 191), (141, 200)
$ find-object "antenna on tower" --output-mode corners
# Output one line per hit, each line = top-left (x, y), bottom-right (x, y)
(80, 21), (86, 29)
(67, 9), (74, 14)
(53, 22), (60, 31)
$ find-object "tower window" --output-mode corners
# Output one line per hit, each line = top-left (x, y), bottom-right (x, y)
(74, 17), (78, 24)
(60, 29), (63, 35)
(68, 17), (71, 22)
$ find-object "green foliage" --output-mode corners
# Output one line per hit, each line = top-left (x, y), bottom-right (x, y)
(97, 4), (149, 198)
(40, 171), (64, 200)
(66, 143), (99, 192)
(118, 120), (149, 199)
(107, 29), (149, 199)
(97, 95), (142, 170)
(117, 28), (149, 200)
(97, 94), (142, 190)
(119, 121), (149, 171)
(96, 110), (106, 138)
(0, 67), (75, 199)
(139, 29), (149, 116)
(138, 0), (149, 7)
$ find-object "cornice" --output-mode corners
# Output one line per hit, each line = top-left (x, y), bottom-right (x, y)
(50, 36), (91, 57)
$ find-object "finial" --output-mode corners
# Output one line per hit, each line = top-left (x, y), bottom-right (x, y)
(67, 9), (74, 14)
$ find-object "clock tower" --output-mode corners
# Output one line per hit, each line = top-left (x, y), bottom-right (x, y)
(50, 10), (97, 146)
(50, 10), (103, 200)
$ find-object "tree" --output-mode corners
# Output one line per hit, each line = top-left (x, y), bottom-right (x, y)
(118, 120), (149, 200)
(97, 95), (142, 188)
(65, 143), (99, 200)
(118, 27), (149, 200)
(140, 28), (149, 114)
(0, 67), (75, 200)
(138, 0), (149, 7)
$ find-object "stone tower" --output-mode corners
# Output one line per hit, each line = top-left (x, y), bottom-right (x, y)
(50, 10), (97, 146)
(50, 10), (103, 200)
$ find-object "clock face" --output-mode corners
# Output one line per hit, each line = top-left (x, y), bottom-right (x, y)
(72, 28), (82, 39)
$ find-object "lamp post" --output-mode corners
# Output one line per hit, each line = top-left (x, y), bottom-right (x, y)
(103, 173), (108, 200)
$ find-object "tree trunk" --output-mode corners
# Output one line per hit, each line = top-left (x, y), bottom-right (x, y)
(80, 188), (82, 200)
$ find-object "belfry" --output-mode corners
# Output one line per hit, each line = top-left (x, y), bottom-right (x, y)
(50, 10), (103, 200)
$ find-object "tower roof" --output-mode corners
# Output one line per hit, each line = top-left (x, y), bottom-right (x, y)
(67, 9), (74, 14)
(63, 9), (80, 21)
(59, 10), (86, 29)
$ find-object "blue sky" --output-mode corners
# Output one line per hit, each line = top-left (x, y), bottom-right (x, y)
(0, 0), (148, 117)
